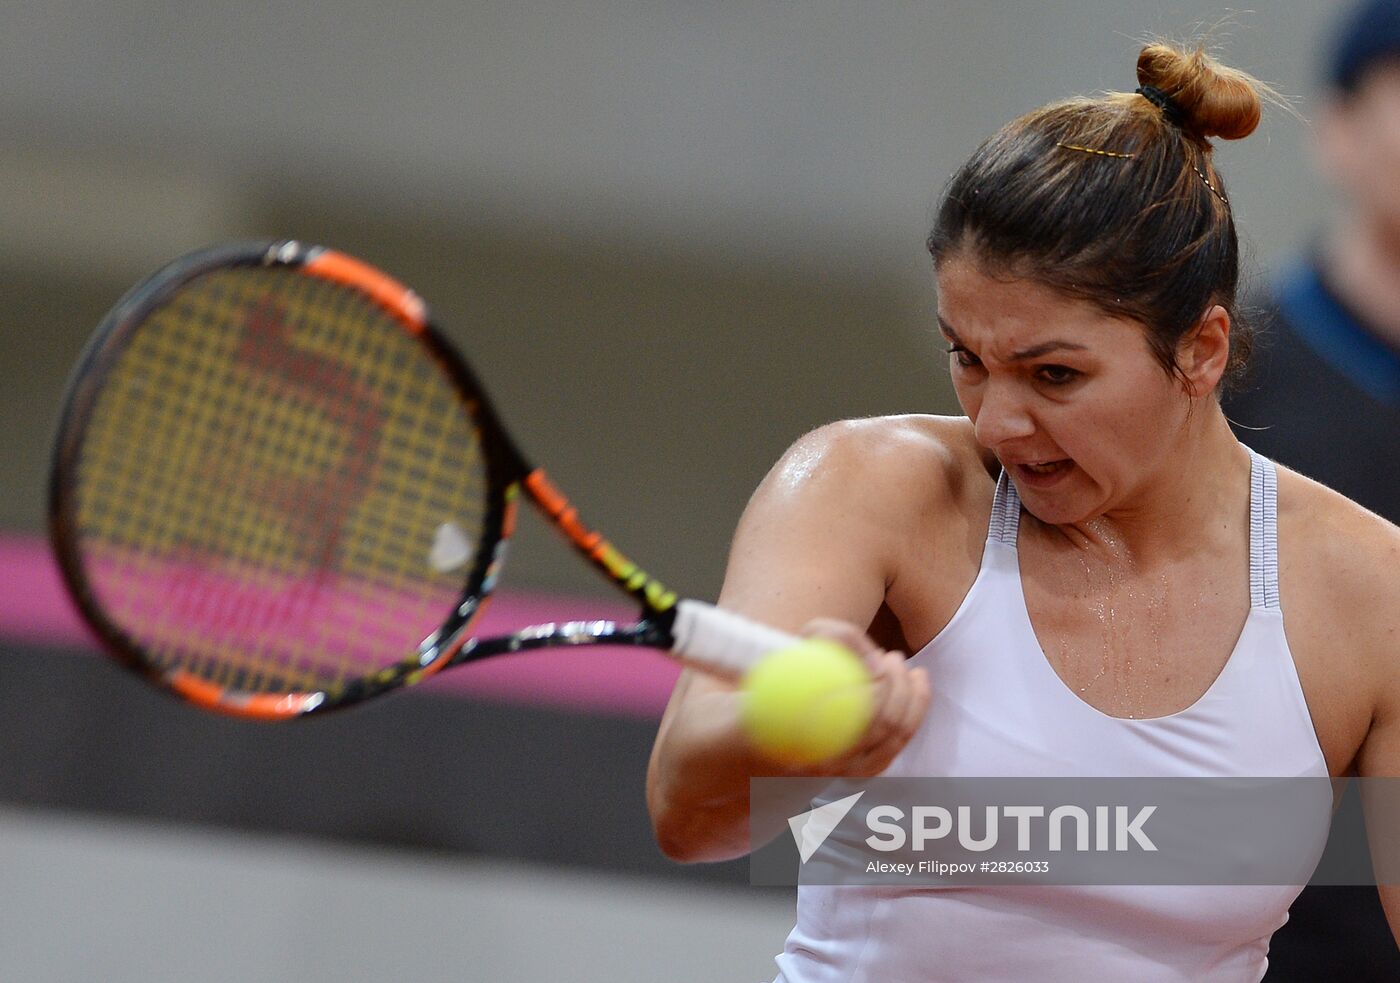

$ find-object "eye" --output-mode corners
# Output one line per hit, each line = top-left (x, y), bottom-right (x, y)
(946, 344), (981, 370)
(1035, 364), (1081, 386)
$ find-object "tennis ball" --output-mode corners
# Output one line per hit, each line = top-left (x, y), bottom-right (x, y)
(740, 639), (874, 766)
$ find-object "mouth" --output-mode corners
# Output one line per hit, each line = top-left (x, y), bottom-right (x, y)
(1007, 458), (1074, 488)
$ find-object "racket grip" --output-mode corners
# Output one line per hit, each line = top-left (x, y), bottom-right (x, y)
(669, 600), (800, 679)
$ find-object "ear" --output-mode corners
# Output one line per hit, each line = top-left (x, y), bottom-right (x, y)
(1175, 305), (1231, 398)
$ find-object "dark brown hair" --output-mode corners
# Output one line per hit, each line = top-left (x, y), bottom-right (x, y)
(928, 42), (1266, 390)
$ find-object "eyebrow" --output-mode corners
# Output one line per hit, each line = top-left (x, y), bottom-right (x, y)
(937, 316), (1090, 362)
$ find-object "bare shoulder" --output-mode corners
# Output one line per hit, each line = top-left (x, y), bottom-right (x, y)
(727, 414), (989, 605)
(761, 414), (991, 518)
(727, 414), (991, 646)
(1276, 466), (1400, 683)
(1278, 467), (1400, 604)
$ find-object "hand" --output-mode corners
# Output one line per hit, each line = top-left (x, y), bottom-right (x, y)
(753, 617), (932, 777)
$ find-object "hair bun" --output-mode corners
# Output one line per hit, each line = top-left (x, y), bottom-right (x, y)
(1136, 43), (1262, 141)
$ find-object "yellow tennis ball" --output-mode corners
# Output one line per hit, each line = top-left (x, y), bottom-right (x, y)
(740, 639), (874, 766)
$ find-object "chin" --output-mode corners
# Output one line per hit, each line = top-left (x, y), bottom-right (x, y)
(1017, 496), (1089, 526)
(1010, 469), (1103, 526)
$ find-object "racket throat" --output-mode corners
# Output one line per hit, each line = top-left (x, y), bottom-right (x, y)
(521, 469), (679, 614)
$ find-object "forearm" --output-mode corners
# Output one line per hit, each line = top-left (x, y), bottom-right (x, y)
(647, 681), (828, 863)
(648, 683), (770, 862)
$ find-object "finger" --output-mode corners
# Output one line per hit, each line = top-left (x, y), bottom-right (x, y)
(859, 651), (911, 751)
(890, 665), (931, 745)
(910, 666), (933, 720)
(856, 656), (927, 768)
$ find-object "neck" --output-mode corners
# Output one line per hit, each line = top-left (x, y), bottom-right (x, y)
(1045, 404), (1249, 568)
(1322, 215), (1400, 350)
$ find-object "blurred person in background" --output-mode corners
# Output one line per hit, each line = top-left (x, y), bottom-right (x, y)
(1226, 0), (1400, 977)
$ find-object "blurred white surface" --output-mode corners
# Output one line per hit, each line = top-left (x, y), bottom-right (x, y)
(0, 806), (793, 983)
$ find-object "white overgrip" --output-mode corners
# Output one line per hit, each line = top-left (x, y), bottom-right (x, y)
(669, 600), (798, 679)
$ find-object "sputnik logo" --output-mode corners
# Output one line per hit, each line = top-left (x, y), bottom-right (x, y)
(788, 791), (865, 863)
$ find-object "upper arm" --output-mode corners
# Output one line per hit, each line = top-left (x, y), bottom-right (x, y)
(1346, 517), (1400, 941)
(1352, 520), (1400, 781)
(717, 419), (913, 634)
(1360, 695), (1400, 939)
(653, 416), (963, 737)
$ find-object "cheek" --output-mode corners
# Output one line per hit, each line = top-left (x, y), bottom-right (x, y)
(1089, 373), (1187, 457)
(950, 376), (977, 416)
(1054, 370), (1183, 461)
(947, 364), (985, 418)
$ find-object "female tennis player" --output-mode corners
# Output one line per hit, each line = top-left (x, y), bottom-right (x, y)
(647, 40), (1400, 981)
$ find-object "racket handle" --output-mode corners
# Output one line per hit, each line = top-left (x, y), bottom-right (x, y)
(669, 600), (800, 679)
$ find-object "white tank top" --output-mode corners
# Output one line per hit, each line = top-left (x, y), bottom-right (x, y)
(770, 449), (1330, 983)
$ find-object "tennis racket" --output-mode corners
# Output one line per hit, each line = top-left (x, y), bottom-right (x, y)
(49, 239), (802, 720)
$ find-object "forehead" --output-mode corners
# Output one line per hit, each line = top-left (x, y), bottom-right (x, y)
(934, 256), (1135, 352)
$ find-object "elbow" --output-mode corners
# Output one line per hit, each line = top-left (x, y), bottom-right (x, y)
(647, 781), (707, 864)
(648, 780), (743, 864)
(653, 816), (708, 864)
(651, 809), (743, 864)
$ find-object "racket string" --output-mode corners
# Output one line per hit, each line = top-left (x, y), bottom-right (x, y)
(73, 266), (491, 696)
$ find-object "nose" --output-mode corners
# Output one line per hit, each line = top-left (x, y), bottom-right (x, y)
(971, 380), (1036, 449)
